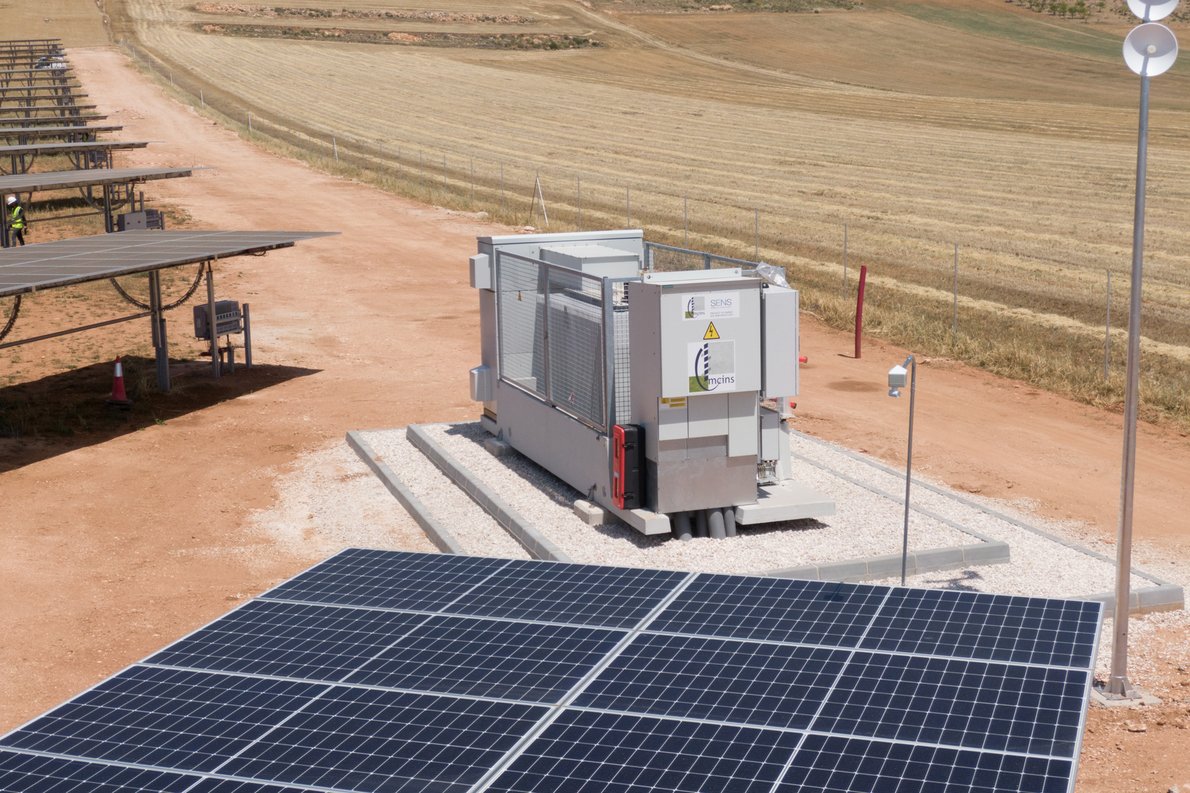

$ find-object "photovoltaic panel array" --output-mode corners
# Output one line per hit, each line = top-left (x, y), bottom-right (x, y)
(0, 549), (1103, 793)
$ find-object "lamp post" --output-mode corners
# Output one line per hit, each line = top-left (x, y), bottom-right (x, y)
(1109, 0), (1179, 700)
(888, 355), (916, 586)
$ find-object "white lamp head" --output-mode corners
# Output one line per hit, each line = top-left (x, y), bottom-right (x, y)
(1127, 0), (1179, 21)
(888, 364), (908, 396)
(1124, 23), (1179, 77)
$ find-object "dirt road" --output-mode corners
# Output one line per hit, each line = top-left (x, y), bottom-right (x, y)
(0, 46), (1186, 791)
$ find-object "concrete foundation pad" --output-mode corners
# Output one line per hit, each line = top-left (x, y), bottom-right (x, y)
(736, 480), (837, 525)
(482, 436), (514, 458)
(572, 499), (609, 526)
(1089, 684), (1163, 709)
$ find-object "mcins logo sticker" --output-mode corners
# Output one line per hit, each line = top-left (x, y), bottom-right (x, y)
(689, 340), (737, 393)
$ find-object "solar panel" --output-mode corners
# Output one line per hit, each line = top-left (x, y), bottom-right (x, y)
(573, 634), (850, 730)
(0, 139), (149, 156)
(859, 588), (1102, 667)
(0, 549), (1102, 793)
(261, 547), (512, 610)
(442, 558), (687, 627)
(0, 751), (195, 792)
(145, 599), (431, 682)
(0, 230), (336, 299)
(0, 165), (192, 196)
(649, 573), (887, 645)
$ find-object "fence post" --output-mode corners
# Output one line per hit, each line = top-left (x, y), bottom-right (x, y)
(855, 264), (868, 359)
(332, 136), (338, 161)
(247, 112), (252, 132)
(842, 222), (848, 294)
(470, 158), (475, 205)
(754, 208), (759, 260)
(1105, 269), (1112, 380)
(683, 195), (689, 247)
(442, 154), (447, 193)
(500, 162), (505, 215)
(576, 175), (582, 230)
(626, 186), (631, 227)
(952, 243), (959, 339)
(200, 88), (204, 107)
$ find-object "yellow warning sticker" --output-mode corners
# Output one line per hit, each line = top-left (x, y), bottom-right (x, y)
(703, 322), (720, 340)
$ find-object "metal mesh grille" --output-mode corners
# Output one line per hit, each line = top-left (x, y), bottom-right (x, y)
(612, 283), (632, 426)
(546, 268), (604, 426)
(496, 251), (617, 430)
(496, 253), (544, 399)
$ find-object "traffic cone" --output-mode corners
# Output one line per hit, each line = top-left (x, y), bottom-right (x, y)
(107, 356), (133, 408)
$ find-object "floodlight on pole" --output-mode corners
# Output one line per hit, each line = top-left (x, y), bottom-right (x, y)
(1108, 5), (1178, 701)
(887, 356), (915, 587)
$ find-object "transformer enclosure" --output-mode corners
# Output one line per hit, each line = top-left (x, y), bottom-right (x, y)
(470, 230), (833, 537)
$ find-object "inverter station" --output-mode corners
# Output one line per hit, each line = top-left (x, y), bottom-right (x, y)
(469, 229), (835, 539)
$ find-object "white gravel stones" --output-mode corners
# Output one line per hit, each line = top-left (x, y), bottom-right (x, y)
(248, 440), (437, 558)
(360, 429), (530, 560)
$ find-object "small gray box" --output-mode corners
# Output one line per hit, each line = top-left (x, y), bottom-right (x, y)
(194, 300), (242, 339)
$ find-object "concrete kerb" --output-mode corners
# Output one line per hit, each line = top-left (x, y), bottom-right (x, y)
(768, 540), (1011, 584)
(405, 423), (572, 563)
(794, 431), (1184, 613)
(344, 431), (466, 555)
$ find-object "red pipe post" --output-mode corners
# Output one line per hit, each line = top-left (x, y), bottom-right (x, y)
(854, 264), (868, 359)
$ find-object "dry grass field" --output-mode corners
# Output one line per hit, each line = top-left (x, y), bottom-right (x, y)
(97, 1), (1190, 429)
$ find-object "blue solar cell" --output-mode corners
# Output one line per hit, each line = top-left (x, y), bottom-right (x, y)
(649, 574), (887, 645)
(487, 709), (804, 793)
(0, 750), (196, 791)
(218, 687), (547, 793)
(147, 600), (429, 682)
(575, 633), (849, 729)
(861, 589), (1102, 667)
(0, 667), (326, 773)
(262, 549), (510, 610)
(811, 651), (1091, 757)
(443, 560), (686, 628)
(349, 615), (625, 702)
(774, 734), (1074, 793)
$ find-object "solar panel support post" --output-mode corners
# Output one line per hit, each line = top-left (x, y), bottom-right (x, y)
(242, 303), (252, 368)
(148, 269), (170, 392)
(205, 261), (221, 378)
(102, 182), (113, 233)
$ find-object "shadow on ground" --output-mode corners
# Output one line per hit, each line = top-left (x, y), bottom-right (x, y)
(0, 356), (319, 471)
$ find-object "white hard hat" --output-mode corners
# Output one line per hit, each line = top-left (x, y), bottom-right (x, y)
(5, 195), (15, 205)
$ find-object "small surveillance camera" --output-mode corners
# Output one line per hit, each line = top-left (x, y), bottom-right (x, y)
(888, 364), (908, 390)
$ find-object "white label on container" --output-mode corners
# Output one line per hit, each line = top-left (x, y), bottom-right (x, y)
(683, 291), (739, 320)
(688, 340), (737, 393)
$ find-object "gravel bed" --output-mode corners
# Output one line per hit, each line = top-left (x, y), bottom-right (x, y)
(400, 422), (985, 575)
(247, 440), (437, 558)
(360, 429), (530, 560)
(791, 433), (1164, 599)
